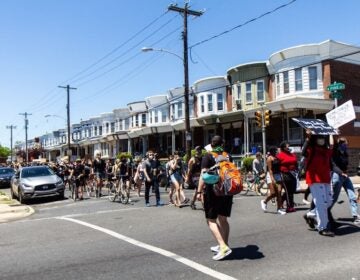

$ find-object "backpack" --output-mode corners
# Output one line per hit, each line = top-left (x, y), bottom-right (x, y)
(210, 151), (243, 196)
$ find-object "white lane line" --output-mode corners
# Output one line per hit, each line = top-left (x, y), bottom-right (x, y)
(58, 216), (238, 280)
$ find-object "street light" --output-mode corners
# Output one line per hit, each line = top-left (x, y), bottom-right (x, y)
(141, 46), (192, 161)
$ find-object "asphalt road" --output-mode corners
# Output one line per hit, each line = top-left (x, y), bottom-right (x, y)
(0, 187), (360, 280)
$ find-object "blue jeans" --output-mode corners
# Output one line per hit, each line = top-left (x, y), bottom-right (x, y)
(331, 173), (359, 217)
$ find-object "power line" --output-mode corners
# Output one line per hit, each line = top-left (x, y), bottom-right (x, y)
(189, 0), (297, 50)
(65, 11), (170, 84)
(71, 14), (180, 86)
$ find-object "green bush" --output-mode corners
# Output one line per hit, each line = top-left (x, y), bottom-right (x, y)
(241, 156), (255, 173)
(116, 152), (132, 160)
(182, 149), (207, 163)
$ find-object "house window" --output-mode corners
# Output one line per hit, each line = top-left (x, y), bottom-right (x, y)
(106, 123), (109, 134)
(94, 127), (97, 136)
(283, 71), (289, 94)
(295, 68), (302, 91)
(119, 119), (123, 131)
(178, 102), (183, 118)
(142, 114), (146, 126)
(308, 66), (317, 90)
(256, 81), (264, 102)
(200, 96), (205, 113)
(99, 126), (102, 135)
(111, 122), (115, 133)
(245, 82), (252, 103)
(275, 74), (280, 96)
(217, 93), (224, 111)
(161, 109), (167, 122)
(208, 94), (213, 112)
(237, 84), (241, 100)
(154, 111), (158, 123)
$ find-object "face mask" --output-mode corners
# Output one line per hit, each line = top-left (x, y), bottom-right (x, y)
(316, 138), (325, 146)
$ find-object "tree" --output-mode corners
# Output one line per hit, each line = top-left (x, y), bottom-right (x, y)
(0, 145), (10, 158)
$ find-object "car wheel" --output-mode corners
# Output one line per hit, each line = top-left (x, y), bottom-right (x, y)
(18, 189), (26, 204)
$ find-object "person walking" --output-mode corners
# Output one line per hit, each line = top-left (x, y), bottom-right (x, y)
(196, 135), (233, 261)
(260, 146), (286, 215)
(302, 131), (336, 236)
(186, 146), (203, 210)
(142, 150), (163, 207)
(277, 141), (298, 212)
(330, 137), (360, 225)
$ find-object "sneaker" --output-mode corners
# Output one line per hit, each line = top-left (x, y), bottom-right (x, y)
(303, 213), (315, 229)
(353, 216), (360, 226)
(286, 207), (296, 213)
(145, 203), (151, 207)
(260, 200), (267, 212)
(319, 230), (335, 237)
(212, 245), (232, 261)
(156, 200), (164, 207)
(210, 245), (220, 253)
(302, 199), (311, 205)
(277, 208), (287, 215)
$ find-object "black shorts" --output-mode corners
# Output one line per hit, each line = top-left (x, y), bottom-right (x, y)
(203, 184), (233, 220)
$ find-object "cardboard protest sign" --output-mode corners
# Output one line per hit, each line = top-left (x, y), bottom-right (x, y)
(292, 118), (338, 135)
(326, 100), (356, 129)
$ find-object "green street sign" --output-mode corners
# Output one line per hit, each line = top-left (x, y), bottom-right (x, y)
(327, 82), (345, 92)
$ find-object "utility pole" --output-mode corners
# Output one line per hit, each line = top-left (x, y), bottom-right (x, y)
(19, 112), (32, 163)
(6, 125), (16, 162)
(58, 84), (77, 160)
(168, 2), (203, 162)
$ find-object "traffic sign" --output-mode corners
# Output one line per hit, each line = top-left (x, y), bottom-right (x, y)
(327, 82), (345, 92)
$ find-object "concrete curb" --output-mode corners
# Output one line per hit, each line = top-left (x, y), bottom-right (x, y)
(0, 195), (35, 223)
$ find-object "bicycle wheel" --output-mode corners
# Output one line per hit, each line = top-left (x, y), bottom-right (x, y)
(108, 182), (117, 202)
(71, 182), (77, 201)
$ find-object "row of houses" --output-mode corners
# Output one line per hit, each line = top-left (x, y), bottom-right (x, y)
(17, 40), (360, 172)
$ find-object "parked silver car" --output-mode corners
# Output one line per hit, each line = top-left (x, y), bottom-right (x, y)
(11, 166), (65, 203)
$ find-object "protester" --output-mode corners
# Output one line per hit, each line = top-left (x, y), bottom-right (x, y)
(186, 146), (203, 210)
(302, 131), (337, 236)
(330, 137), (360, 225)
(196, 135), (233, 261)
(261, 146), (286, 215)
(277, 141), (298, 212)
(142, 150), (163, 207)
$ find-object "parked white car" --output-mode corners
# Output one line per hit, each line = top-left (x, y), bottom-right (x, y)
(11, 166), (65, 203)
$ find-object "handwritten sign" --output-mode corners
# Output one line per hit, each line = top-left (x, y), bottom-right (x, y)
(326, 100), (356, 128)
(292, 118), (338, 135)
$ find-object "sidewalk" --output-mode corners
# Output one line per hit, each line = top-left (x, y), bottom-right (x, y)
(0, 193), (35, 223)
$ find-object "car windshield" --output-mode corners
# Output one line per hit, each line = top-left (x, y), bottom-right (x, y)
(0, 168), (14, 175)
(21, 167), (54, 178)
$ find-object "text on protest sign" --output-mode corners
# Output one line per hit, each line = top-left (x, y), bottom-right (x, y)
(292, 118), (338, 135)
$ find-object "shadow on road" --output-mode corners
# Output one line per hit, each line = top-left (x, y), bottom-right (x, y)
(227, 245), (264, 261)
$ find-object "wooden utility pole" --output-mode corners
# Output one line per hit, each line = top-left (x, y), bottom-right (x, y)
(168, 3), (203, 162)
(58, 85), (77, 160)
(6, 125), (16, 162)
(19, 112), (32, 163)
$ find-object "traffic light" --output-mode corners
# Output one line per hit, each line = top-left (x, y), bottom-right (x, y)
(254, 111), (262, 127)
(264, 110), (272, 126)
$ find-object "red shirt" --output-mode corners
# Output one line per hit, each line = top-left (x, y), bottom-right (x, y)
(277, 151), (297, 173)
(305, 146), (332, 185)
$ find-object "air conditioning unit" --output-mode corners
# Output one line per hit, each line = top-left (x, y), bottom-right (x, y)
(235, 99), (242, 110)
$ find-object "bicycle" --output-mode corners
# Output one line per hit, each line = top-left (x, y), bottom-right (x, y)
(84, 174), (97, 198)
(108, 175), (130, 204)
(68, 176), (78, 201)
(242, 172), (267, 196)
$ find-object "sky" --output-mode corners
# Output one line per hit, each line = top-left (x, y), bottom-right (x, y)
(1, 0), (360, 148)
